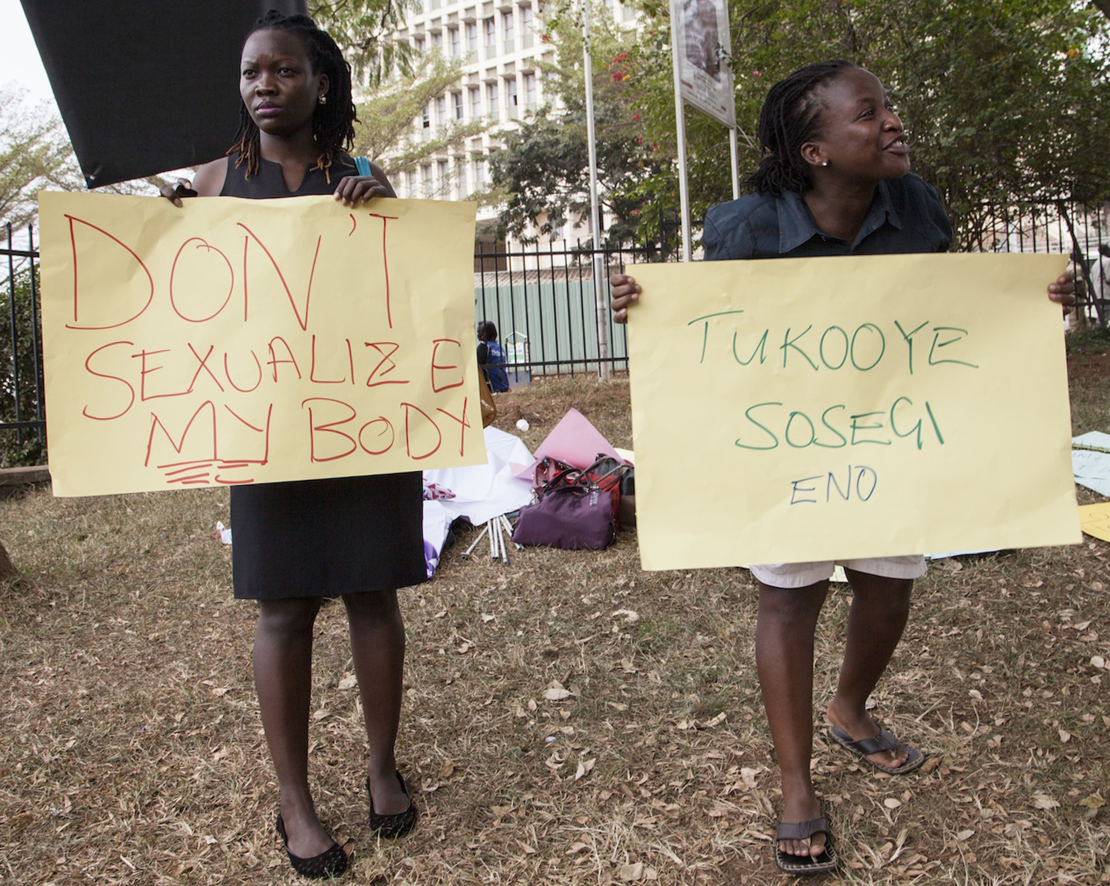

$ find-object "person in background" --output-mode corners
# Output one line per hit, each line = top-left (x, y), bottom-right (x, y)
(609, 60), (1074, 875)
(477, 320), (510, 392)
(161, 11), (423, 879)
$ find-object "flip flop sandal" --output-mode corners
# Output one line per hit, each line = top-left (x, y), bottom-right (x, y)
(828, 724), (925, 775)
(775, 817), (838, 875)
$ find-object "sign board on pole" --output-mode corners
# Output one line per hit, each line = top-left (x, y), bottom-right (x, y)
(669, 0), (735, 127)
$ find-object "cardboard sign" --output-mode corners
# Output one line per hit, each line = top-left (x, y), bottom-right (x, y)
(39, 191), (483, 496)
(628, 253), (1080, 570)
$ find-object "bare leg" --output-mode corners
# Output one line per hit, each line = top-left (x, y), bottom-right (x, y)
(253, 596), (335, 858)
(343, 590), (410, 814)
(755, 579), (829, 858)
(826, 569), (914, 770)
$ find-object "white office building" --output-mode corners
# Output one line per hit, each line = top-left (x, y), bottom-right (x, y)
(386, 0), (638, 248)
(390, 0), (549, 210)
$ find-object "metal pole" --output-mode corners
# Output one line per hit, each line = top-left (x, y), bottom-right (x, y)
(582, 0), (612, 377)
(668, 9), (692, 262)
(729, 126), (740, 200)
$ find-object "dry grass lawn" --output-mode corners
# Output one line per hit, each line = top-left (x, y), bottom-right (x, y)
(0, 349), (1108, 885)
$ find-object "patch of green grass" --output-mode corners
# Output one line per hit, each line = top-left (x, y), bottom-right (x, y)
(1064, 323), (1110, 355)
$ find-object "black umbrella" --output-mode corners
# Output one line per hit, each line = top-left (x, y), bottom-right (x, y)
(19, 0), (308, 188)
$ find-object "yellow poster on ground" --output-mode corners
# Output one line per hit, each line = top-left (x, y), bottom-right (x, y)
(628, 253), (1080, 571)
(38, 191), (483, 496)
(1079, 502), (1110, 542)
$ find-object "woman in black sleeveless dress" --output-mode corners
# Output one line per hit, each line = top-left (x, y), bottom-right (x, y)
(162, 12), (423, 879)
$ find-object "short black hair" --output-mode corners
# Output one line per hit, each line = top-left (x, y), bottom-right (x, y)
(229, 9), (357, 181)
(479, 320), (498, 341)
(745, 60), (858, 196)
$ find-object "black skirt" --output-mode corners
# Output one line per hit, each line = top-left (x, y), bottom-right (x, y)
(230, 473), (427, 599)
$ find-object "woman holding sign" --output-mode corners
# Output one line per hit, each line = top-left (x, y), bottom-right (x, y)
(161, 11), (421, 879)
(610, 60), (1074, 875)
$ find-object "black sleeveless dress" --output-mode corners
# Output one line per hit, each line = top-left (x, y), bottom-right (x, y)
(222, 155), (427, 599)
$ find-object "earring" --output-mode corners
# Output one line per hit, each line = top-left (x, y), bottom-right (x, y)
(821, 160), (829, 167)
(318, 95), (327, 105)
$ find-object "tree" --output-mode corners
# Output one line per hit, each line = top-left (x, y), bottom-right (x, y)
(518, 0), (1110, 247)
(489, 8), (664, 245)
(309, 0), (416, 85)
(0, 89), (85, 229)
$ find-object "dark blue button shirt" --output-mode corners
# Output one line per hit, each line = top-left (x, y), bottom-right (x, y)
(702, 173), (952, 261)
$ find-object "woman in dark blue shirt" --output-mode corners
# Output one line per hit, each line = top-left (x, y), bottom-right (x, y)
(611, 60), (1073, 875)
(477, 320), (511, 392)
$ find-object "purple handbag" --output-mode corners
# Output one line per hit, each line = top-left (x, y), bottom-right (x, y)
(511, 485), (616, 550)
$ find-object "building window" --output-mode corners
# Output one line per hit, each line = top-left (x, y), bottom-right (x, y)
(406, 170), (417, 196)
(506, 76), (518, 118)
(466, 21), (478, 53)
(521, 5), (534, 48)
(473, 157), (487, 187)
(431, 31), (443, 50)
(486, 81), (499, 118)
(483, 16), (496, 51)
(523, 72), (537, 109)
(414, 35), (425, 55)
(437, 160), (449, 191)
(454, 91), (465, 120)
(422, 104), (431, 129)
(469, 86), (481, 118)
(456, 159), (468, 197)
(502, 11), (514, 51)
(448, 26), (460, 57)
(436, 96), (447, 125)
(421, 164), (432, 197)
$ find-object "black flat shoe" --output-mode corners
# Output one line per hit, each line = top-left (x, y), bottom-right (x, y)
(367, 771), (418, 838)
(275, 813), (349, 880)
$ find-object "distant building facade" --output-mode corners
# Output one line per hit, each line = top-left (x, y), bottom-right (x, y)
(386, 0), (638, 250)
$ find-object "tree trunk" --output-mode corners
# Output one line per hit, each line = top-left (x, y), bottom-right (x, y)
(0, 540), (17, 581)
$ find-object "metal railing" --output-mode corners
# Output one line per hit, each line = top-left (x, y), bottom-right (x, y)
(1, 224), (45, 463)
(960, 197), (1108, 328)
(472, 238), (663, 381)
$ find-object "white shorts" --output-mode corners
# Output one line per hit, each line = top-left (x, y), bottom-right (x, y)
(750, 556), (927, 589)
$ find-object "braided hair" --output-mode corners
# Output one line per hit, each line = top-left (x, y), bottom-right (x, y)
(229, 10), (358, 182)
(745, 60), (858, 196)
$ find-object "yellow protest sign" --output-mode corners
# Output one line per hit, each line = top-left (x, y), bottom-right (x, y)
(38, 191), (484, 496)
(628, 254), (1080, 571)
